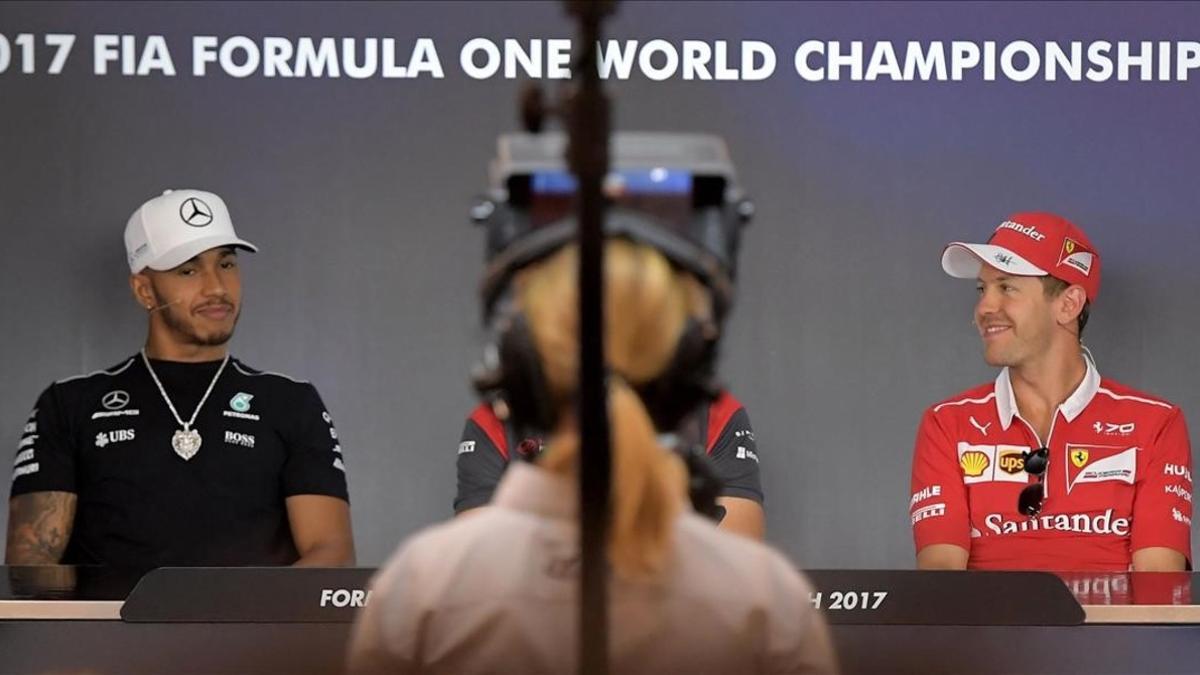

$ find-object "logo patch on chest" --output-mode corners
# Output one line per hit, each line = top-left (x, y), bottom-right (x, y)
(1065, 444), (1137, 492)
(224, 431), (256, 448)
(957, 443), (1030, 483)
(95, 429), (136, 448)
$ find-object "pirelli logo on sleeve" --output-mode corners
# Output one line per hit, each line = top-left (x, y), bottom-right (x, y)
(957, 443), (1030, 484)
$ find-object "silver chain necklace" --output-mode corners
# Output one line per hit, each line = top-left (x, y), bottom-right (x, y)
(140, 348), (230, 461)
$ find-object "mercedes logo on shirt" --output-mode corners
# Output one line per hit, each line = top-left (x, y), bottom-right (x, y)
(179, 197), (214, 227)
(102, 390), (130, 410)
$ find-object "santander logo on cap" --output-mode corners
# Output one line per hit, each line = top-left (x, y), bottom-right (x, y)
(942, 211), (1102, 302)
(995, 220), (1047, 242)
(987, 212), (1101, 300)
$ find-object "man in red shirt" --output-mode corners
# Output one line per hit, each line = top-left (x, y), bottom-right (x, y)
(910, 212), (1192, 571)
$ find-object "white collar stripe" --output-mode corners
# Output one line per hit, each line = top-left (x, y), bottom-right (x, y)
(1096, 387), (1173, 409)
(933, 392), (997, 413)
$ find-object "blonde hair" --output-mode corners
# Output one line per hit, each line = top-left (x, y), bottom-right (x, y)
(515, 239), (701, 577)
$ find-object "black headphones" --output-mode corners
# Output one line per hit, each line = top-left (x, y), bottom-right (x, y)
(473, 299), (720, 436)
(469, 133), (753, 518)
(472, 293), (727, 520)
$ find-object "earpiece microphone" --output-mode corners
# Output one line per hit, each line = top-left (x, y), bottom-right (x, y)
(147, 299), (182, 313)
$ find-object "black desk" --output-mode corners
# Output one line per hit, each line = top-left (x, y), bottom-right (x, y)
(1, 567), (1198, 674)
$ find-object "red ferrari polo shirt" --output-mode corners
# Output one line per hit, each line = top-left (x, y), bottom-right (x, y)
(911, 357), (1193, 571)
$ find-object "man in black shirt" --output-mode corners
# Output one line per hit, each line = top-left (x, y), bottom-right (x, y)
(454, 391), (766, 537)
(6, 189), (354, 567)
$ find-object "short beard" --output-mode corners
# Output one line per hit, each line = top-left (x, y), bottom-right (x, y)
(153, 289), (238, 347)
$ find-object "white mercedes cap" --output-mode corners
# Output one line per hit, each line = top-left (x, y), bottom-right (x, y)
(124, 189), (258, 273)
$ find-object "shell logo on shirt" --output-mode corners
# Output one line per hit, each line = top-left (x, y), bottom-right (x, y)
(960, 450), (990, 477)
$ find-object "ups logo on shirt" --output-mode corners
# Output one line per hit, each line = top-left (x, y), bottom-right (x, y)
(957, 443), (1030, 484)
(998, 450), (1026, 475)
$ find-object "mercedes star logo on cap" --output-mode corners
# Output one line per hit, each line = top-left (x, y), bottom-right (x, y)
(180, 197), (214, 227)
(102, 390), (130, 410)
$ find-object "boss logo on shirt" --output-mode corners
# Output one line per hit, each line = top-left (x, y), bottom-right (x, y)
(957, 443), (1029, 484)
(224, 431), (256, 448)
(95, 429), (135, 448)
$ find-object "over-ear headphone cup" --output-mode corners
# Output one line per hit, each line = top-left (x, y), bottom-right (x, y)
(637, 318), (719, 432)
(497, 313), (558, 431)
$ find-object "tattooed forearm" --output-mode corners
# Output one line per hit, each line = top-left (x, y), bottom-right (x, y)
(5, 492), (77, 564)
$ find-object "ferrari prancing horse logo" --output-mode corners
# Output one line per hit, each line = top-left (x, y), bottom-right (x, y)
(1070, 448), (1090, 468)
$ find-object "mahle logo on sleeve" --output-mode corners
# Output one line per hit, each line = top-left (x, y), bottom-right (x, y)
(229, 393), (254, 412)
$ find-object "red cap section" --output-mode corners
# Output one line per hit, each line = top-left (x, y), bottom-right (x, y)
(987, 212), (1102, 301)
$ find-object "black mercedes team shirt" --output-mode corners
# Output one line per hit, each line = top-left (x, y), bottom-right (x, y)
(454, 390), (764, 513)
(10, 355), (349, 568)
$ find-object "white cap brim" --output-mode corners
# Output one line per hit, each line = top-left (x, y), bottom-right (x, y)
(140, 235), (258, 272)
(941, 242), (1046, 279)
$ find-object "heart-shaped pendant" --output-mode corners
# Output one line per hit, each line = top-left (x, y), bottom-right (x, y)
(172, 428), (202, 461)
